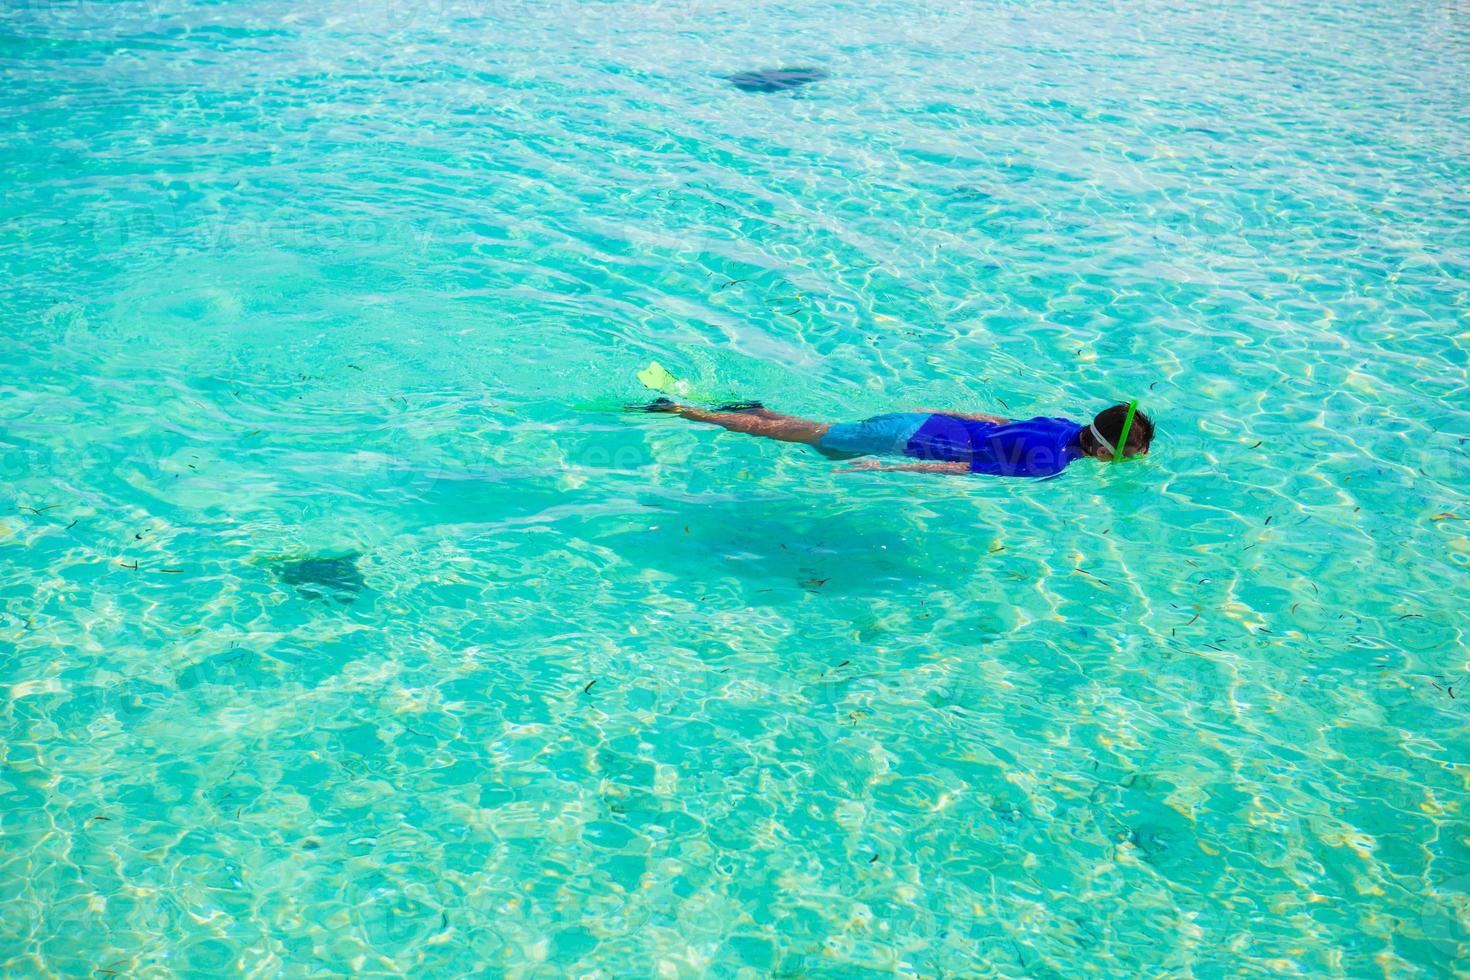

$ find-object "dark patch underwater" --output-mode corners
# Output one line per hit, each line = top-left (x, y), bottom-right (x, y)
(273, 552), (366, 605)
(726, 67), (829, 93)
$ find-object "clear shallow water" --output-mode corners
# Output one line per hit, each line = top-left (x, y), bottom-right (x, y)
(3, 0), (1469, 974)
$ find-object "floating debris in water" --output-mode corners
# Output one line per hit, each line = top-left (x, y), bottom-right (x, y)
(273, 552), (365, 604)
(726, 67), (829, 93)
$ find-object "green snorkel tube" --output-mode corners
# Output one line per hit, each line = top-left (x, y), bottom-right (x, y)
(1113, 399), (1140, 463)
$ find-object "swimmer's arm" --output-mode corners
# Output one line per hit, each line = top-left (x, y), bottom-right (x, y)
(839, 460), (970, 475)
(915, 409), (1009, 424)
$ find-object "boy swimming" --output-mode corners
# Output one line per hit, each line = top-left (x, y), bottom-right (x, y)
(637, 399), (1153, 478)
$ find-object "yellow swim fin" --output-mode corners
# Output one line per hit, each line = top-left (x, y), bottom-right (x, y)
(637, 360), (694, 398)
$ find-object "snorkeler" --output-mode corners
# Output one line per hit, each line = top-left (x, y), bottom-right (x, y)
(633, 374), (1152, 478)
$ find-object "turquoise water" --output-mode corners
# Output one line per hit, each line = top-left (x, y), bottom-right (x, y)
(3, 0), (1469, 973)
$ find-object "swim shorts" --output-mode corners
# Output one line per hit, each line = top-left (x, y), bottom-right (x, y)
(816, 413), (931, 459)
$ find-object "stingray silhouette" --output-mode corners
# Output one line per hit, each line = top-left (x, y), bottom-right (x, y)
(726, 67), (829, 93)
(273, 552), (365, 605)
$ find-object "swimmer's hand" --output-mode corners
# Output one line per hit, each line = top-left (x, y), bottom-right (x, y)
(839, 460), (971, 475)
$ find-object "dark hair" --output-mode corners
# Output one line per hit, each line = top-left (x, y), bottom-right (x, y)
(1084, 403), (1154, 455)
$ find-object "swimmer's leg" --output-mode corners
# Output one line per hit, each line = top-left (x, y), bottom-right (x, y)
(655, 403), (831, 447)
(721, 406), (817, 424)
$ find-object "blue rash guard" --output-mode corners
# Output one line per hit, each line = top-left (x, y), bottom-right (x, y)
(905, 415), (1085, 478)
(817, 413), (1087, 478)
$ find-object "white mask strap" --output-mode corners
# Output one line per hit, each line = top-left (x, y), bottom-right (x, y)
(1090, 422), (1115, 457)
